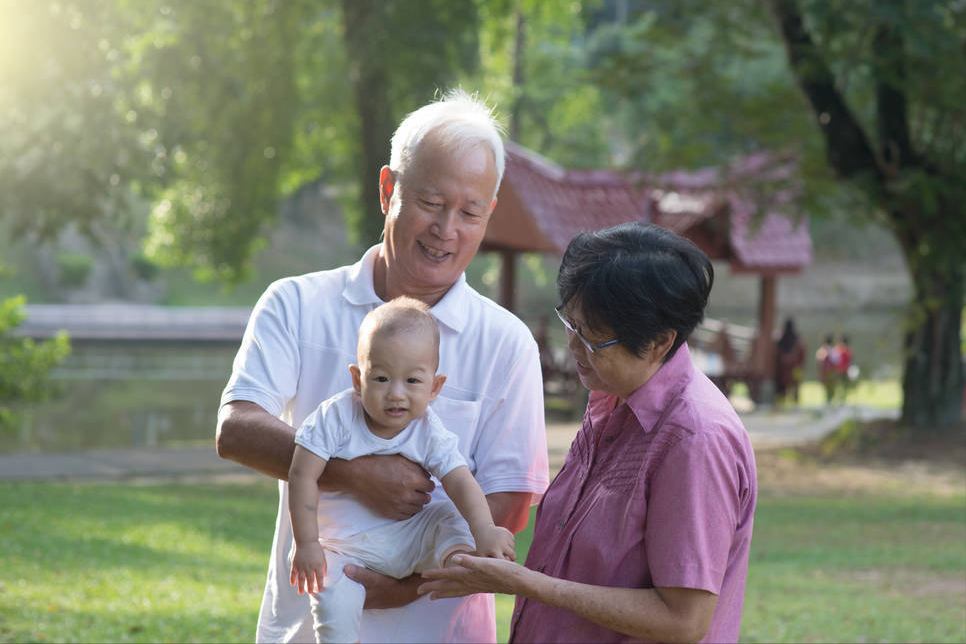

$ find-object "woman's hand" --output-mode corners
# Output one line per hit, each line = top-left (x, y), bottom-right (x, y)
(418, 553), (530, 600)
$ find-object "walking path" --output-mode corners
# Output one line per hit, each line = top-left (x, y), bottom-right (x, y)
(0, 405), (898, 482)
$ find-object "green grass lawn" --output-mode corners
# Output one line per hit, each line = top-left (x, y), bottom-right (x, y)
(1, 477), (963, 643)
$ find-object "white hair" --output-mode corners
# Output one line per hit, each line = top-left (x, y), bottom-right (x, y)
(389, 88), (506, 196)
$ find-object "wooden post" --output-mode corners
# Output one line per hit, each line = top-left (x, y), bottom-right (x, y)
(754, 274), (777, 402)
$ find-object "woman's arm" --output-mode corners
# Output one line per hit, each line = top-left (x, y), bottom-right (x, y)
(419, 555), (717, 644)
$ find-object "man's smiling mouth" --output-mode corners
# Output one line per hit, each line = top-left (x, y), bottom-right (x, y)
(418, 241), (450, 260)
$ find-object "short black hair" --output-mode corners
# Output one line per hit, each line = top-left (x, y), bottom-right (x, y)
(556, 222), (714, 361)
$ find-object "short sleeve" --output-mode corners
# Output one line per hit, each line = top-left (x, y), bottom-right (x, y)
(645, 430), (742, 594)
(220, 280), (301, 417)
(421, 412), (468, 480)
(470, 337), (549, 499)
(293, 395), (349, 461)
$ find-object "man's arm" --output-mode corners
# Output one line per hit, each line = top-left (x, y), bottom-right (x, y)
(216, 401), (297, 480)
(487, 491), (532, 534)
(216, 400), (434, 518)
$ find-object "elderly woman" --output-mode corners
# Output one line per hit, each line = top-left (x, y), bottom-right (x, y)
(419, 222), (757, 643)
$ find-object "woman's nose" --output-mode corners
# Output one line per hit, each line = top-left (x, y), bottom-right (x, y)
(566, 329), (583, 354)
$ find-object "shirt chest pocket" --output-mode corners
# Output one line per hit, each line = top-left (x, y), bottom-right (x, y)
(429, 395), (482, 470)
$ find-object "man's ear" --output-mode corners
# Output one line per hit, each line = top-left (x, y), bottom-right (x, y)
(489, 196), (498, 213)
(349, 364), (362, 394)
(379, 166), (395, 215)
(429, 374), (446, 401)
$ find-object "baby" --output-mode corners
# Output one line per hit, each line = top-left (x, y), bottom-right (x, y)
(287, 296), (516, 643)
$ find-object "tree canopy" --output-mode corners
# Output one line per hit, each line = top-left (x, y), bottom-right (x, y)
(0, 0), (963, 424)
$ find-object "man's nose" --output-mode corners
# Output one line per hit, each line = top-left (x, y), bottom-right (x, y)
(431, 208), (458, 239)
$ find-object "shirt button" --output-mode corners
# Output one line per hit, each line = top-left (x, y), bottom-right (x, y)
(604, 436), (614, 443)
(555, 520), (564, 530)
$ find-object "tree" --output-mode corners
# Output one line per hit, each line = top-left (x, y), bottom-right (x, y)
(338, 0), (482, 244)
(580, 0), (964, 427)
(767, 0), (965, 426)
(0, 295), (70, 433)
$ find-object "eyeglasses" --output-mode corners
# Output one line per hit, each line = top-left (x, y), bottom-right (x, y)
(554, 307), (620, 354)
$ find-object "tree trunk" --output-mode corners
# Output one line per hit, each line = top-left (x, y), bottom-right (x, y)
(341, 0), (395, 246)
(769, 0), (965, 427)
(897, 228), (965, 427)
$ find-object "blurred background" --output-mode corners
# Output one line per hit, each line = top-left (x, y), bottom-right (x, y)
(1, 0), (963, 455)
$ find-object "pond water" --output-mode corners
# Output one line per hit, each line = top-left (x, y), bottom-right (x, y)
(1, 306), (907, 455)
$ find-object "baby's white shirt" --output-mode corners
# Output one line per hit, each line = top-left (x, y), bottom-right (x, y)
(293, 388), (467, 539)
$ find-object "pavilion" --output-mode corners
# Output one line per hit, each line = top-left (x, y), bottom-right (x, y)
(481, 141), (813, 396)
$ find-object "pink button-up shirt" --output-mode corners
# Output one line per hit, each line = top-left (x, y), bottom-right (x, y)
(510, 344), (757, 643)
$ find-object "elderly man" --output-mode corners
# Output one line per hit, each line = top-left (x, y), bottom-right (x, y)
(216, 89), (549, 643)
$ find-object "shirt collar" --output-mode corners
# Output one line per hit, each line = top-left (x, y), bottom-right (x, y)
(341, 244), (470, 333)
(624, 342), (696, 431)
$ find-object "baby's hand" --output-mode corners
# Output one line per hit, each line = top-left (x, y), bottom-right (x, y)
(290, 541), (327, 595)
(474, 525), (516, 561)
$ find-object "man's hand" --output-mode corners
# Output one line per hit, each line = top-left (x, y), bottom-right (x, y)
(344, 564), (422, 609)
(324, 454), (435, 521)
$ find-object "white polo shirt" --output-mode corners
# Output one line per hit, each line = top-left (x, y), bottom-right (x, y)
(221, 245), (549, 643)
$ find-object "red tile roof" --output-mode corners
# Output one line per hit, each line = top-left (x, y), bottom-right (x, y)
(486, 143), (812, 272)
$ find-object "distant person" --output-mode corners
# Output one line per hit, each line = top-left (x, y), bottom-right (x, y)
(815, 334), (840, 405)
(420, 223), (758, 643)
(834, 335), (856, 401)
(288, 298), (515, 642)
(774, 318), (806, 405)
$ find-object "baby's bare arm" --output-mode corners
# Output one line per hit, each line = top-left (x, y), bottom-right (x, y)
(288, 446), (328, 593)
(441, 467), (515, 560)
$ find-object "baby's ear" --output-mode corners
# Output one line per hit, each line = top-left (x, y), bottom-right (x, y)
(349, 365), (362, 394)
(430, 374), (446, 400)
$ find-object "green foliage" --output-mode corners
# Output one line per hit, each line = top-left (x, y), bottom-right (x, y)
(129, 251), (160, 282)
(56, 252), (94, 288)
(0, 296), (70, 433)
(0, 1), (152, 242)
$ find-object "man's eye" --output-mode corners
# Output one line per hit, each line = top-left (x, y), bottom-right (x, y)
(420, 199), (443, 209)
(462, 210), (481, 218)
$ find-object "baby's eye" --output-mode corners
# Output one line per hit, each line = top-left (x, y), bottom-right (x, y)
(374, 376), (389, 382)
(407, 377), (421, 384)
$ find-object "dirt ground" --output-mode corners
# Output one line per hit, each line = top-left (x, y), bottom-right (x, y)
(548, 418), (966, 497)
(755, 419), (966, 498)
